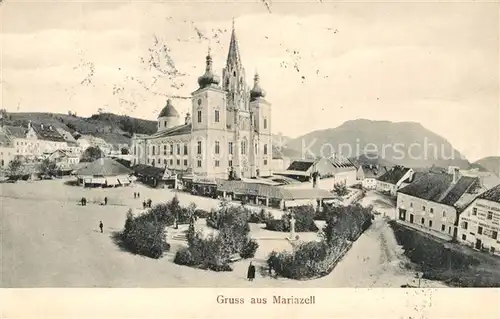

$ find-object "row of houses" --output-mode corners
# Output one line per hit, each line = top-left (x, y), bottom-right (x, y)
(0, 121), (129, 169)
(394, 166), (500, 256)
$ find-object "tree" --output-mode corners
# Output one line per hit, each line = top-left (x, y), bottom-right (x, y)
(39, 158), (58, 177)
(80, 146), (104, 162)
(121, 147), (129, 155)
(333, 181), (349, 197)
(8, 156), (23, 175)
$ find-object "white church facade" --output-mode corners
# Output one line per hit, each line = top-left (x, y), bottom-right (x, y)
(131, 23), (273, 180)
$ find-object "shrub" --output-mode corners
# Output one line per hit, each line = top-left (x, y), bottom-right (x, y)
(265, 206), (318, 232)
(249, 208), (274, 223)
(174, 234), (233, 272)
(333, 182), (349, 197)
(240, 238), (259, 259)
(194, 208), (210, 219)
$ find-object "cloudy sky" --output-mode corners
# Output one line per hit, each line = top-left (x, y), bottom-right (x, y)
(1, 0), (498, 161)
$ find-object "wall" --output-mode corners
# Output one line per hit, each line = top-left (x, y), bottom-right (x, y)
(0, 146), (16, 168)
(396, 192), (457, 240)
(457, 198), (500, 256)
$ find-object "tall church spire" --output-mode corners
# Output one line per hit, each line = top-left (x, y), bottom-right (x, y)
(226, 18), (242, 67)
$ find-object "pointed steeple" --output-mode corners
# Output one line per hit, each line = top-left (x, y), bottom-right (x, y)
(226, 18), (242, 67)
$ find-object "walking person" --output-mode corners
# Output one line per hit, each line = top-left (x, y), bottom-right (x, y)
(137, 192), (140, 198)
(99, 221), (103, 233)
(134, 192), (136, 199)
(142, 201), (147, 209)
(104, 197), (108, 205)
(247, 262), (256, 282)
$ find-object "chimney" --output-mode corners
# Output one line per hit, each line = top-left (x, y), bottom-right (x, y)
(185, 112), (191, 125)
(452, 167), (460, 184)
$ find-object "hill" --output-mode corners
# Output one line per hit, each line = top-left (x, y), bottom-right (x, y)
(286, 119), (471, 169)
(472, 156), (500, 176)
(5, 112), (157, 145)
(349, 153), (395, 168)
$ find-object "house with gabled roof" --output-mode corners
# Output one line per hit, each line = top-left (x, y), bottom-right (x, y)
(396, 168), (481, 240)
(376, 165), (415, 196)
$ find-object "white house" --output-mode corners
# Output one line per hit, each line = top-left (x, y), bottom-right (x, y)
(457, 184), (500, 256)
(377, 165), (415, 196)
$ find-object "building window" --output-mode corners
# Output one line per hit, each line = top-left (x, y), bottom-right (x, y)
(241, 140), (246, 155)
(152, 146), (155, 155)
(215, 141), (220, 154)
(215, 160), (220, 167)
(163, 145), (167, 155)
(441, 224), (445, 231)
(183, 159), (188, 166)
(197, 141), (202, 155)
(429, 220), (433, 228)
(215, 110), (220, 123)
(164, 159), (167, 164)
(487, 211), (493, 220)
(472, 208), (477, 215)
(264, 144), (268, 155)
(492, 231), (498, 240)
(177, 144), (180, 155)
(197, 160), (202, 167)
(228, 142), (233, 155)
(264, 159), (268, 166)
(157, 158), (160, 164)
(448, 226), (452, 234)
(170, 159), (173, 166)
(442, 211), (446, 217)
(478, 226), (483, 235)
(422, 206), (426, 211)
(462, 234), (467, 241)
(264, 118), (267, 129)
(184, 145), (188, 155)
(462, 221), (468, 230)
(410, 202), (413, 208)
(430, 208), (434, 214)
(228, 160), (232, 167)
(176, 159), (180, 166)
(421, 218), (425, 225)
(164, 121), (167, 127)
(197, 110), (202, 123)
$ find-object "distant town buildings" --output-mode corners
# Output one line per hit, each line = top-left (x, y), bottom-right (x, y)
(131, 23), (272, 180)
(356, 164), (386, 190)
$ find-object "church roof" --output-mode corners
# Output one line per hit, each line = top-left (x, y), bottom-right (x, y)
(158, 99), (180, 118)
(75, 158), (132, 177)
(197, 49), (220, 89)
(148, 123), (192, 139)
(250, 73), (266, 101)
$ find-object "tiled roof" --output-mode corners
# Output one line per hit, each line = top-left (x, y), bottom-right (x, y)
(148, 123), (192, 139)
(361, 165), (384, 179)
(216, 179), (334, 200)
(330, 155), (356, 168)
(287, 160), (315, 172)
(75, 158), (132, 176)
(131, 164), (165, 178)
(477, 184), (500, 203)
(378, 166), (410, 184)
(398, 172), (479, 208)
(32, 124), (66, 142)
(4, 125), (27, 138)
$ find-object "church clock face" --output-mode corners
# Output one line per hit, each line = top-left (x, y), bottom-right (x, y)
(197, 99), (202, 106)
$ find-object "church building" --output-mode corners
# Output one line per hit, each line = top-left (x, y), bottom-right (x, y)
(131, 22), (273, 180)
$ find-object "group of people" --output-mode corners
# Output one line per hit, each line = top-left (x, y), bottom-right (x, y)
(80, 197), (108, 206)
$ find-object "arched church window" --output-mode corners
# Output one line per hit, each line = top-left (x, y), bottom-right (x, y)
(233, 71), (236, 77)
(197, 99), (202, 106)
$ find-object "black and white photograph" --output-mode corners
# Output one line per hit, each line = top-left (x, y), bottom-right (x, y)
(1, 0), (499, 300)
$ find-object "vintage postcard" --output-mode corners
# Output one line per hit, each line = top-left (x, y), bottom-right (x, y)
(1, 0), (499, 318)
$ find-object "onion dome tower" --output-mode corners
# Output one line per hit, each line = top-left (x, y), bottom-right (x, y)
(250, 72), (266, 102)
(197, 48), (220, 89)
(157, 99), (180, 132)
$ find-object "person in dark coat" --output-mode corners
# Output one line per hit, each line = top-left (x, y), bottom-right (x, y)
(142, 201), (147, 209)
(147, 198), (152, 208)
(247, 262), (256, 281)
(137, 192), (140, 198)
(81, 197), (85, 206)
(134, 192), (136, 199)
(104, 197), (108, 205)
(99, 221), (103, 233)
